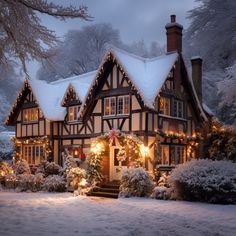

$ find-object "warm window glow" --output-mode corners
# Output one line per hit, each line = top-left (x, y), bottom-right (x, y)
(104, 96), (130, 116)
(23, 108), (39, 122)
(161, 145), (169, 165)
(117, 95), (130, 115)
(68, 106), (79, 122)
(24, 145), (44, 165)
(159, 97), (170, 116)
(104, 97), (116, 116)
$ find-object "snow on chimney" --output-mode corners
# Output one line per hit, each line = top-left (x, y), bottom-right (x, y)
(165, 15), (183, 53)
(191, 56), (203, 104)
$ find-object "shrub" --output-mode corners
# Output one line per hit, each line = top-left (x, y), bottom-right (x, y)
(151, 186), (168, 200)
(67, 167), (87, 190)
(4, 173), (17, 189)
(0, 161), (13, 176)
(16, 173), (44, 192)
(168, 159), (236, 203)
(43, 175), (66, 192)
(44, 161), (62, 176)
(119, 167), (154, 197)
(14, 159), (31, 175)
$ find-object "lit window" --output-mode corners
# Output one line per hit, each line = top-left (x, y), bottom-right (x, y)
(173, 100), (184, 118)
(117, 95), (130, 115)
(24, 145), (44, 165)
(159, 97), (170, 116)
(160, 145), (186, 166)
(104, 97), (116, 116)
(68, 106), (79, 122)
(161, 145), (169, 165)
(23, 108), (39, 122)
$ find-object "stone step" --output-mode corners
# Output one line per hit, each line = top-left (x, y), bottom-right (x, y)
(93, 187), (120, 194)
(102, 184), (120, 189)
(87, 191), (119, 199)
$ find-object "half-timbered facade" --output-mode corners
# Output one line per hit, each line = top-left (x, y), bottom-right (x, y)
(6, 15), (208, 181)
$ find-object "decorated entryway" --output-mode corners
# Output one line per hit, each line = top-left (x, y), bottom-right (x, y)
(89, 129), (149, 183)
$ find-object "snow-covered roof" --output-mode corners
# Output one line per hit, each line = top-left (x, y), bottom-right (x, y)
(28, 71), (97, 121)
(109, 47), (178, 108)
(28, 79), (67, 121)
(60, 71), (97, 104)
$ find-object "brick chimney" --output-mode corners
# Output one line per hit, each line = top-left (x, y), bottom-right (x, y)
(191, 56), (203, 103)
(165, 15), (183, 53)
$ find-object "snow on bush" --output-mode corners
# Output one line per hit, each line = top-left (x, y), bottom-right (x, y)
(119, 167), (154, 198)
(43, 175), (66, 192)
(4, 173), (17, 189)
(67, 167), (88, 195)
(36, 161), (62, 177)
(14, 159), (31, 175)
(168, 159), (236, 203)
(16, 173), (44, 192)
(151, 186), (168, 200)
(0, 161), (13, 176)
(0, 132), (13, 160)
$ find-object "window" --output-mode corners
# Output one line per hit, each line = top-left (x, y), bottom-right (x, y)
(68, 106), (79, 122)
(160, 145), (169, 165)
(104, 97), (116, 116)
(173, 100), (184, 118)
(159, 97), (170, 116)
(160, 145), (186, 166)
(117, 95), (130, 115)
(24, 145), (44, 165)
(23, 108), (39, 122)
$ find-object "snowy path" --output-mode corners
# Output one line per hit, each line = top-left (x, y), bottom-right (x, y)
(0, 191), (235, 236)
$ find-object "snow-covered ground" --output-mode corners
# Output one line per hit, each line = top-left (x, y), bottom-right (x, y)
(0, 191), (235, 236)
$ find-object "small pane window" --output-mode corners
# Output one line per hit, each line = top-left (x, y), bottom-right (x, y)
(159, 97), (170, 116)
(23, 108), (39, 122)
(173, 100), (184, 118)
(68, 106), (79, 122)
(104, 97), (116, 116)
(110, 97), (116, 115)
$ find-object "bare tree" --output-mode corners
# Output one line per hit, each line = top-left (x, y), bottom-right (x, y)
(0, 0), (90, 74)
(37, 23), (123, 81)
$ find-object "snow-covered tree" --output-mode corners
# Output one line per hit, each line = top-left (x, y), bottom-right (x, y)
(37, 23), (123, 81)
(184, 0), (236, 125)
(0, 0), (90, 73)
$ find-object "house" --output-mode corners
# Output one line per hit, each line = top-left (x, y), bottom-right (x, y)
(5, 15), (208, 181)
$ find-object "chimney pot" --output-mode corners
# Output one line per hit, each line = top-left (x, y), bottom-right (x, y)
(171, 15), (176, 23)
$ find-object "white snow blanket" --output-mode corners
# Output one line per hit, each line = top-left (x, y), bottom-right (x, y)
(0, 191), (235, 236)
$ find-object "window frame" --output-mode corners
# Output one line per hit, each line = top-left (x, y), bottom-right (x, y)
(23, 108), (39, 123)
(104, 96), (116, 117)
(68, 105), (80, 122)
(24, 145), (44, 165)
(159, 97), (171, 116)
(117, 95), (130, 116)
(173, 100), (184, 118)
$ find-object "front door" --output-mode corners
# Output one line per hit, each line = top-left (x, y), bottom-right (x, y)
(109, 147), (127, 181)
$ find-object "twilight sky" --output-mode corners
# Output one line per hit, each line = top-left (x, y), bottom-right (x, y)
(28, 0), (200, 78)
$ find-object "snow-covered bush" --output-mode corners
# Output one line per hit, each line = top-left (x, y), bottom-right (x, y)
(0, 161), (13, 176)
(36, 161), (62, 177)
(44, 161), (62, 176)
(14, 159), (31, 175)
(168, 159), (236, 203)
(119, 167), (154, 197)
(4, 173), (17, 189)
(43, 175), (66, 192)
(151, 186), (168, 200)
(67, 167), (86, 189)
(16, 173), (44, 192)
(62, 154), (78, 177)
(0, 133), (13, 161)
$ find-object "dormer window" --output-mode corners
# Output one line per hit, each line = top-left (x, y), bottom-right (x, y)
(68, 106), (79, 122)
